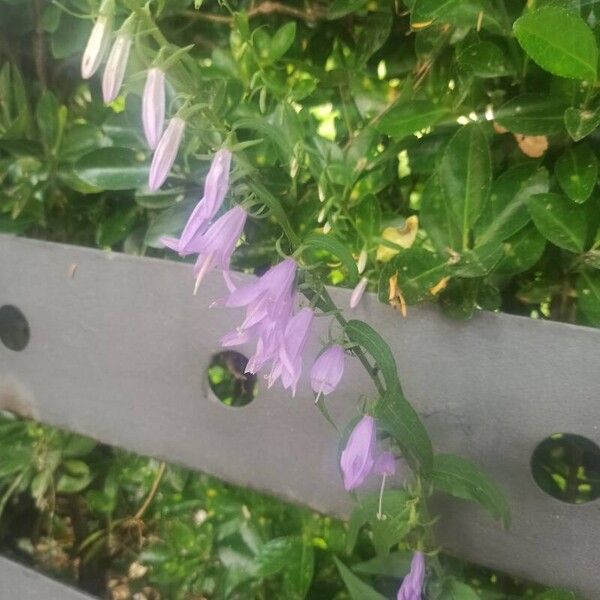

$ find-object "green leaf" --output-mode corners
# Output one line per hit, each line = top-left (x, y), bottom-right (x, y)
(375, 101), (448, 141)
(430, 453), (510, 527)
(527, 193), (587, 253)
(452, 242), (502, 278)
(420, 175), (462, 252)
(577, 270), (600, 326)
(411, 0), (500, 31)
(457, 41), (512, 78)
(269, 22), (296, 62)
(145, 197), (197, 248)
(496, 225), (546, 275)
(437, 579), (482, 600)
(439, 279), (478, 320)
(35, 91), (61, 151)
(353, 552), (411, 578)
(439, 124), (491, 243)
(564, 106), (600, 141)
(495, 94), (567, 135)
(514, 7), (597, 81)
(333, 557), (387, 600)
(135, 188), (186, 209)
(303, 233), (359, 284)
(476, 165), (549, 246)
(74, 148), (149, 191)
(555, 143), (598, 204)
(255, 537), (295, 577)
(31, 469), (53, 502)
(351, 194), (381, 243)
(282, 538), (314, 600)
(56, 472), (93, 493)
(61, 124), (108, 162)
(378, 247), (449, 305)
(327, 0), (369, 20)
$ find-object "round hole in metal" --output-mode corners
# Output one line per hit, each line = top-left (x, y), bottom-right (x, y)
(207, 351), (257, 407)
(531, 433), (600, 504)
(0, 305), (30, 352)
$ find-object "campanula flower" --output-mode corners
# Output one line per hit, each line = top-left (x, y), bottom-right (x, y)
(160, 149), (232, 255)
(81, 0), (114, 79)
(149, 116), (185, 191)
(350, 277), (368, 309)
(142, 68), (166, 150)
(374, 451), (396, 520)
(340, 415), (377, 491)
(310, 344), (345, 401)
(397, 552), (425, 600)
(102, 33), (132, 103)
(267, 307), (314, 396)
(192, 205), (247, 294)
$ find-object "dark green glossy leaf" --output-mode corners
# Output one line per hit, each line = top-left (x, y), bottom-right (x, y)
(327, 0), (369, 20)
(535, 590), (577, 600)
(452, 242), (503, 277)
(564, 106), (600, 141)
(74, 148), (149, 191)
(333, 557), (387, 600)
(577, 270), (600, 326)
(514, 7), (597, 80)
(458, 41), (512, 78)
(439, 124), (491, 242)
(282, 538), (314, 600)
(495, 94), (568, 135)
(496, 224), (546, 275)
(353, 552), (411, 578)
(135, 187), (186, 209)
(527, 193), (587, 252)
(36, 91), (61, 151)
(439, 279), (478, 320)
(555, 143), (598, 204)
(476, 165), (548, 246)
(420, 175), (461, 251)
(430, 453), (510, 527)
(255, 536), (295, 577)
(145, 197), (197, 248)
(437, 579), (481, 599)
(378, 247), (449, 305)
(351, 193), (381, 243)
(375, 101), (448, 141)
(411, 0), (502, 32)
(303, 233), (359, 284)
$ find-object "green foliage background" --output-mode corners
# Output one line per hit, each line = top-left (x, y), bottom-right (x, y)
(0, 0), (598, 598)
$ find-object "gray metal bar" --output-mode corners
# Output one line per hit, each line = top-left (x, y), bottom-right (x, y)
(0, 555), (95, 599)
(0, 234), (599, 597)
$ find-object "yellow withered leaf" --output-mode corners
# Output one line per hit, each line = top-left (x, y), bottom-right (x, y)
(376, 216), (419, 263)
(411, 20), (434, 30)
(430, 276), (450, 296)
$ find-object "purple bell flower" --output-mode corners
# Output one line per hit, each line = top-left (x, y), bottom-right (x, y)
(310, 344), (345, 401)
(192, 205), (247, 294)
(397, 552), (425, 600)
(340, 415), (377, 491)
(102, 33), (132, 103)
(143, 68), (166, 150)
(373, 451), (396, 477)
(149, 116), (185, 191)
(161, 149), (232, 254)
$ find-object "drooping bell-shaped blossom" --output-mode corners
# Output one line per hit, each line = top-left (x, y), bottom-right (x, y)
(350, 276), (368, 309)
(225, 259), (297, 330)
(149, 116), (185, 191)
(267, 307), (314, 396)
(143, 68), (166, 150)
(340, 415), (377, 491)
(81, 0), (113, 79)
(191, 205), (247, 294)
(310, 344), (345, 401)
(160, 149), (233, 255)
(102, 33), (132, 103)
(373, 451), (396, 477)
(397, 552), (426, 600)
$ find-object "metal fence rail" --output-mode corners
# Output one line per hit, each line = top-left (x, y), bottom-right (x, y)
(1, 234), (599, 598)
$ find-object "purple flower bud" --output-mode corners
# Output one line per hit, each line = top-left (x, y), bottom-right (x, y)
(81, 12), (112, 79)
(102, 33), (132, 103)
(192, 206), (247, 294)
(160, 148), (233, 255)
(148, 116), (185, 191)
(340, 415), (377, 491)
(310, 344), (345, 398)
(143, 68), (166, 150)
(350, 276), (368, 309)
(397, 552), (425, 600)
(373, 451), (396, 477)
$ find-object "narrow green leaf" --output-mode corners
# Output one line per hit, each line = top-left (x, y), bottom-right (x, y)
(439, 124), (491, 243)
(577, 270), (600, 326)
(555, 143), (598, 204)
(430, 453), (510, 527)
(269, 22), (296, 62)
(514, 7), (597, 80)
(333, 557), (387, 600)
(282, 538), (314, 600)
(303, 233), (359, 284)
(527, 193), (587, 253)
(495, 94), (567, 135)
(437, 579), (482, 599)
(535, 590), (577, 600)
(375, 101), (448, 141)
(74, 148), (149, 191)
(353, 552), (411, 578)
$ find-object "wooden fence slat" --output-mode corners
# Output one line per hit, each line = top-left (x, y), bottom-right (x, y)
(0, 555), (95, 599)
(1, 234), (599, 597)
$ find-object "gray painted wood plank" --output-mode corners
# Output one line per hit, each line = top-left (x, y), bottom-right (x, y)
(1, 234), (599, 597)
(0, 555), (95, 599)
